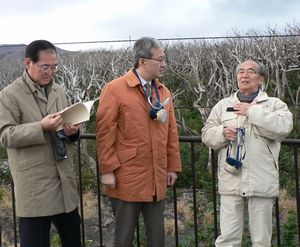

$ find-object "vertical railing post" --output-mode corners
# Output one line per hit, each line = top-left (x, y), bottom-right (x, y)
(136, 221), (140, 247)
(191, 142), (199, 246)
(211, 149), (218, 240)
(95, 153), (103, 246)
(11, 181), (17, 247)
(275, 198), (281, 246)
(77, 139), (85, 247)
(293, 146), (300, 245)
(173, 185), (179, 246)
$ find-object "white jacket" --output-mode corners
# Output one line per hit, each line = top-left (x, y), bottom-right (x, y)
(202, 90), (293, 197)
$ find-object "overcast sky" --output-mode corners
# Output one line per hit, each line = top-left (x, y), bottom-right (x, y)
(0, 0), (299, 50)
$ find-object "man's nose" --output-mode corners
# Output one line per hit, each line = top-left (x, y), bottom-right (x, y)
(45, 69), (55, 75)
(161, 61), (167, 67)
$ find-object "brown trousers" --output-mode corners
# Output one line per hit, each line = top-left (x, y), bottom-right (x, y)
(110, 197), (165, 247)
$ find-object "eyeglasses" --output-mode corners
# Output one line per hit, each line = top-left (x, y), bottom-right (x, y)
(142, 57), (167, 63)
(35, 63), (59, 72)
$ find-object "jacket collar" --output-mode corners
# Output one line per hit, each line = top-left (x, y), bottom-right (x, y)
(22, 71), (59, 113)
(231, 89), (269, 103)
(255, 90), (269, 102)
(22, 71), (39, 93)
(22, 70), (59, 94)
(125, 69), (164, 89)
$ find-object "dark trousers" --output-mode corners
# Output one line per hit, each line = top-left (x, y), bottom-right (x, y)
(110, 197), (165, 247)
(19, 208), (82, 247)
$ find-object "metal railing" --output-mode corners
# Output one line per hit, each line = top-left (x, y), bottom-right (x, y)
(1, 135), (300, 246)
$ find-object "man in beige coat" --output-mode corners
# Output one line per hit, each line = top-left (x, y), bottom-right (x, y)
(0, 40), (81, 247)
(96, 37), (182, 247)
(202, 60), (293, 246)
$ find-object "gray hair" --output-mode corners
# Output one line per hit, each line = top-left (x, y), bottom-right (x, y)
(133, 37), (162, 68)
(257, 62), (267, 78)
(236, 60), (267, 78)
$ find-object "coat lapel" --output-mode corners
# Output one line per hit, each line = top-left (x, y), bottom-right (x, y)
(46, 86), (58, 114)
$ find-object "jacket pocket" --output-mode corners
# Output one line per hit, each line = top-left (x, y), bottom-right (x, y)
(116, 147), (137, 164)
(13, 147), (46, 171)
(252, 127), (279, 170)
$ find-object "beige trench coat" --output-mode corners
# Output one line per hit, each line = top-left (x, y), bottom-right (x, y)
(0, 71), (79, 217)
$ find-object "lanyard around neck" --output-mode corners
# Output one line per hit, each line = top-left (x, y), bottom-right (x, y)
(132, 68), (161, 102)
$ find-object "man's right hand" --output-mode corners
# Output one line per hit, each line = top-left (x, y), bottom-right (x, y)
(223, 126), (237, 142)
(101, 172), (116, 189)
(41, 113), (63, 131)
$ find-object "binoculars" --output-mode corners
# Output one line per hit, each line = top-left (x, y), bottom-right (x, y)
(225, 127), (245, 175)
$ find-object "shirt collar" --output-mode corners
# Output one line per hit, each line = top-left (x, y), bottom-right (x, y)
(23, 70), (56, 93)
(135, 70), (151, 87)
(126, 69), (163, 89)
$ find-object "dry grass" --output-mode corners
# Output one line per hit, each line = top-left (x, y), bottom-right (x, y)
(177, 200), (193, 222)
(202, 210), (215, 226)
(0, 185), (12, 209)
(279, 189), (297, 221)
(164, 199), (194, 235)
(0, 186), (15, 247)
(83, 190), (98, 219)
(164, 218), (185, 235)
(1, 236), (14, 247)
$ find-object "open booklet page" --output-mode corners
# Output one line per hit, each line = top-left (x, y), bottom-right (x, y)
(57, 99), (98, 130)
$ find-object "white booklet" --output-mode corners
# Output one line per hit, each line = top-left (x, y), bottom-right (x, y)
(57, 98), (99, 130)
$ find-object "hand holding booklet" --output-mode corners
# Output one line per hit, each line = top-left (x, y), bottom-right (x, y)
(57, 98), (99, 130)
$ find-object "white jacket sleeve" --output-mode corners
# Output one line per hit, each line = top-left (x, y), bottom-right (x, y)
(247, 98), (293, 141)
(201, 101), (228, 150)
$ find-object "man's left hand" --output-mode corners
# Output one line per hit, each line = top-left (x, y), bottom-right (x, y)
(167, 172), (178, 187)
(63, 123), (80, 136)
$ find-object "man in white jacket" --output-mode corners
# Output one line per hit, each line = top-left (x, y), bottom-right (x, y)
(202, 60), (293, 247)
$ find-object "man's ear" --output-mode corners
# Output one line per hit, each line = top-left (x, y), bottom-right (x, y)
(23, 58), (31, 70)
(258, 76), (265, 90)
(138, 57), (145, 66)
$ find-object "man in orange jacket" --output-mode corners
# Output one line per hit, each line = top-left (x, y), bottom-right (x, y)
(96, 37), (182, 246)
